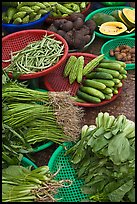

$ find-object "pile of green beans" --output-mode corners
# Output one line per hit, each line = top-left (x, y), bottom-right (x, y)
(3, 34), (64, 74)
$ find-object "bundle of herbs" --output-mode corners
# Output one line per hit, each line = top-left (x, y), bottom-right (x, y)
(2, 165), (72, 202)
(2, 81), (84, 167)
(65, 112), (135, 202)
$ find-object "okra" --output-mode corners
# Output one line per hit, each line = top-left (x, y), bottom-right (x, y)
(83, 54), (104, 76)
(31, 5), (40, 12)
(32, 14), (42, 21)
(35, 2), (46, 9)
(63, 56), (77, 77)
(76, 56), (85, 83)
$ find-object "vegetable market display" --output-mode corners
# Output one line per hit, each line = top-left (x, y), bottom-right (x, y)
(2, 2), (135, 203)
(2, 165), (72, 202)
(65, 112), (135, 202)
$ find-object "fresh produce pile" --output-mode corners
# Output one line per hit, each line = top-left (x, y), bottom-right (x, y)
(2, 165), (72, 202)
(2, 72), (84, 167)
(63, 54), (127, 103)
(46, 2), (89, 18)
(65, 112), (135, 202)
(3, 33), (64, 75)
(109, 45), (135, 64)
(91, 7), (135, 35)
(2, 2), (52, 24)
(47, 12), (96, 50)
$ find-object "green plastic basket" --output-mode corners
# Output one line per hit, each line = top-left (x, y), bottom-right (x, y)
(31, 88), (54, 152)
(85, 6), (135, 39)
(101, 2), (126, 6)
(48, 142), (89, 202)
(101, 37), (135, 70)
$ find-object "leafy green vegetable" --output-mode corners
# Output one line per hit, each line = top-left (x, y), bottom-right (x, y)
(66, 112), (135, 202)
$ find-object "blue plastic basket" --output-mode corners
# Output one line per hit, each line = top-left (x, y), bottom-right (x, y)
(2, 11), (50, 34)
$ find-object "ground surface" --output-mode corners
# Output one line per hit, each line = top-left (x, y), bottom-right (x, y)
(30, 2), (135, 167)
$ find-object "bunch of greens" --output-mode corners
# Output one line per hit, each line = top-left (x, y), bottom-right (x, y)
(2, 165), (72, 202)
(2, 81), (83, 167)
(65, 112), (135, 202)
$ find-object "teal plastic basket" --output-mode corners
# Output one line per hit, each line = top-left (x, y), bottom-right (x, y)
(101, 2), (126, 6)
(85, 6), (135, 39)
(48, 142), (89, 202)
(101, 37), (135, 70)
(21, 156), (38, 169)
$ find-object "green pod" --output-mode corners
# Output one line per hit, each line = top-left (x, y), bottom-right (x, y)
(13, 12), (27, 20)
(35, 2), (46, 9)
(17, 2), (37, 9)
(13, 17), (22, 24)
(29, 12), (37, 20)
(38, 9), (50, 15)
(6, 7), (17, 23)
(22, 15), (30, 24)
(31, 5), (41, 12)
(19, 6), (34, 14)
(63, 3), (80, 12)
(32, 14), (42, 21)
(56, 3), (73, 14)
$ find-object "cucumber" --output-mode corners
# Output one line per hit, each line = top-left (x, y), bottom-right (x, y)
(79, 86), (105, 100)
(113, 88), (118, 94)
(114, 82), (123, 88)
(98, 62), (123, 72)
(92, 79), (115, 87)
(83, 79), (106, 90)
(86, 71), (113, 80)
(112, 78), (121, 85)
(96, 67), (120, 78)
(119, 67), (127, 75)
(118, 74), (123, 80)
(101, 59), (126, 68)
(104, 93), (113, 100)
(77, 90), (101, 103)
(101, 87), (113, 94)
(121, 74), (127, 79)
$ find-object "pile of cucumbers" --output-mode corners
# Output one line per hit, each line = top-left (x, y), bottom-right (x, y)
(63, 55), (127, 104)
(2, 2), (52, 24)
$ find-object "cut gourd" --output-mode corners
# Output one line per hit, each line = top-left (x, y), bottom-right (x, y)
(122, 8), (135, 27)
(99, 21), (127, 35)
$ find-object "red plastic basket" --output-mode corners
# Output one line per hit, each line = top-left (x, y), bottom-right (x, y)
(43, 52), (122, 107)
(2, 29), (69, 80)
(45, 3), (91, 25)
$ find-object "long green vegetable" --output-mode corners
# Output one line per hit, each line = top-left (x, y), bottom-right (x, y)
(2, 165), (72, 202)
(3, 34), (64, 75)
(2, 82), (83, 165)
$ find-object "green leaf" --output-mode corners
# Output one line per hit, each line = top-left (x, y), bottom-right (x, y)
(108, 134), (130, 165)
(92, 135), (108, 153)
(127, 187), (135, 202)
(108, 179), (133, 202)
